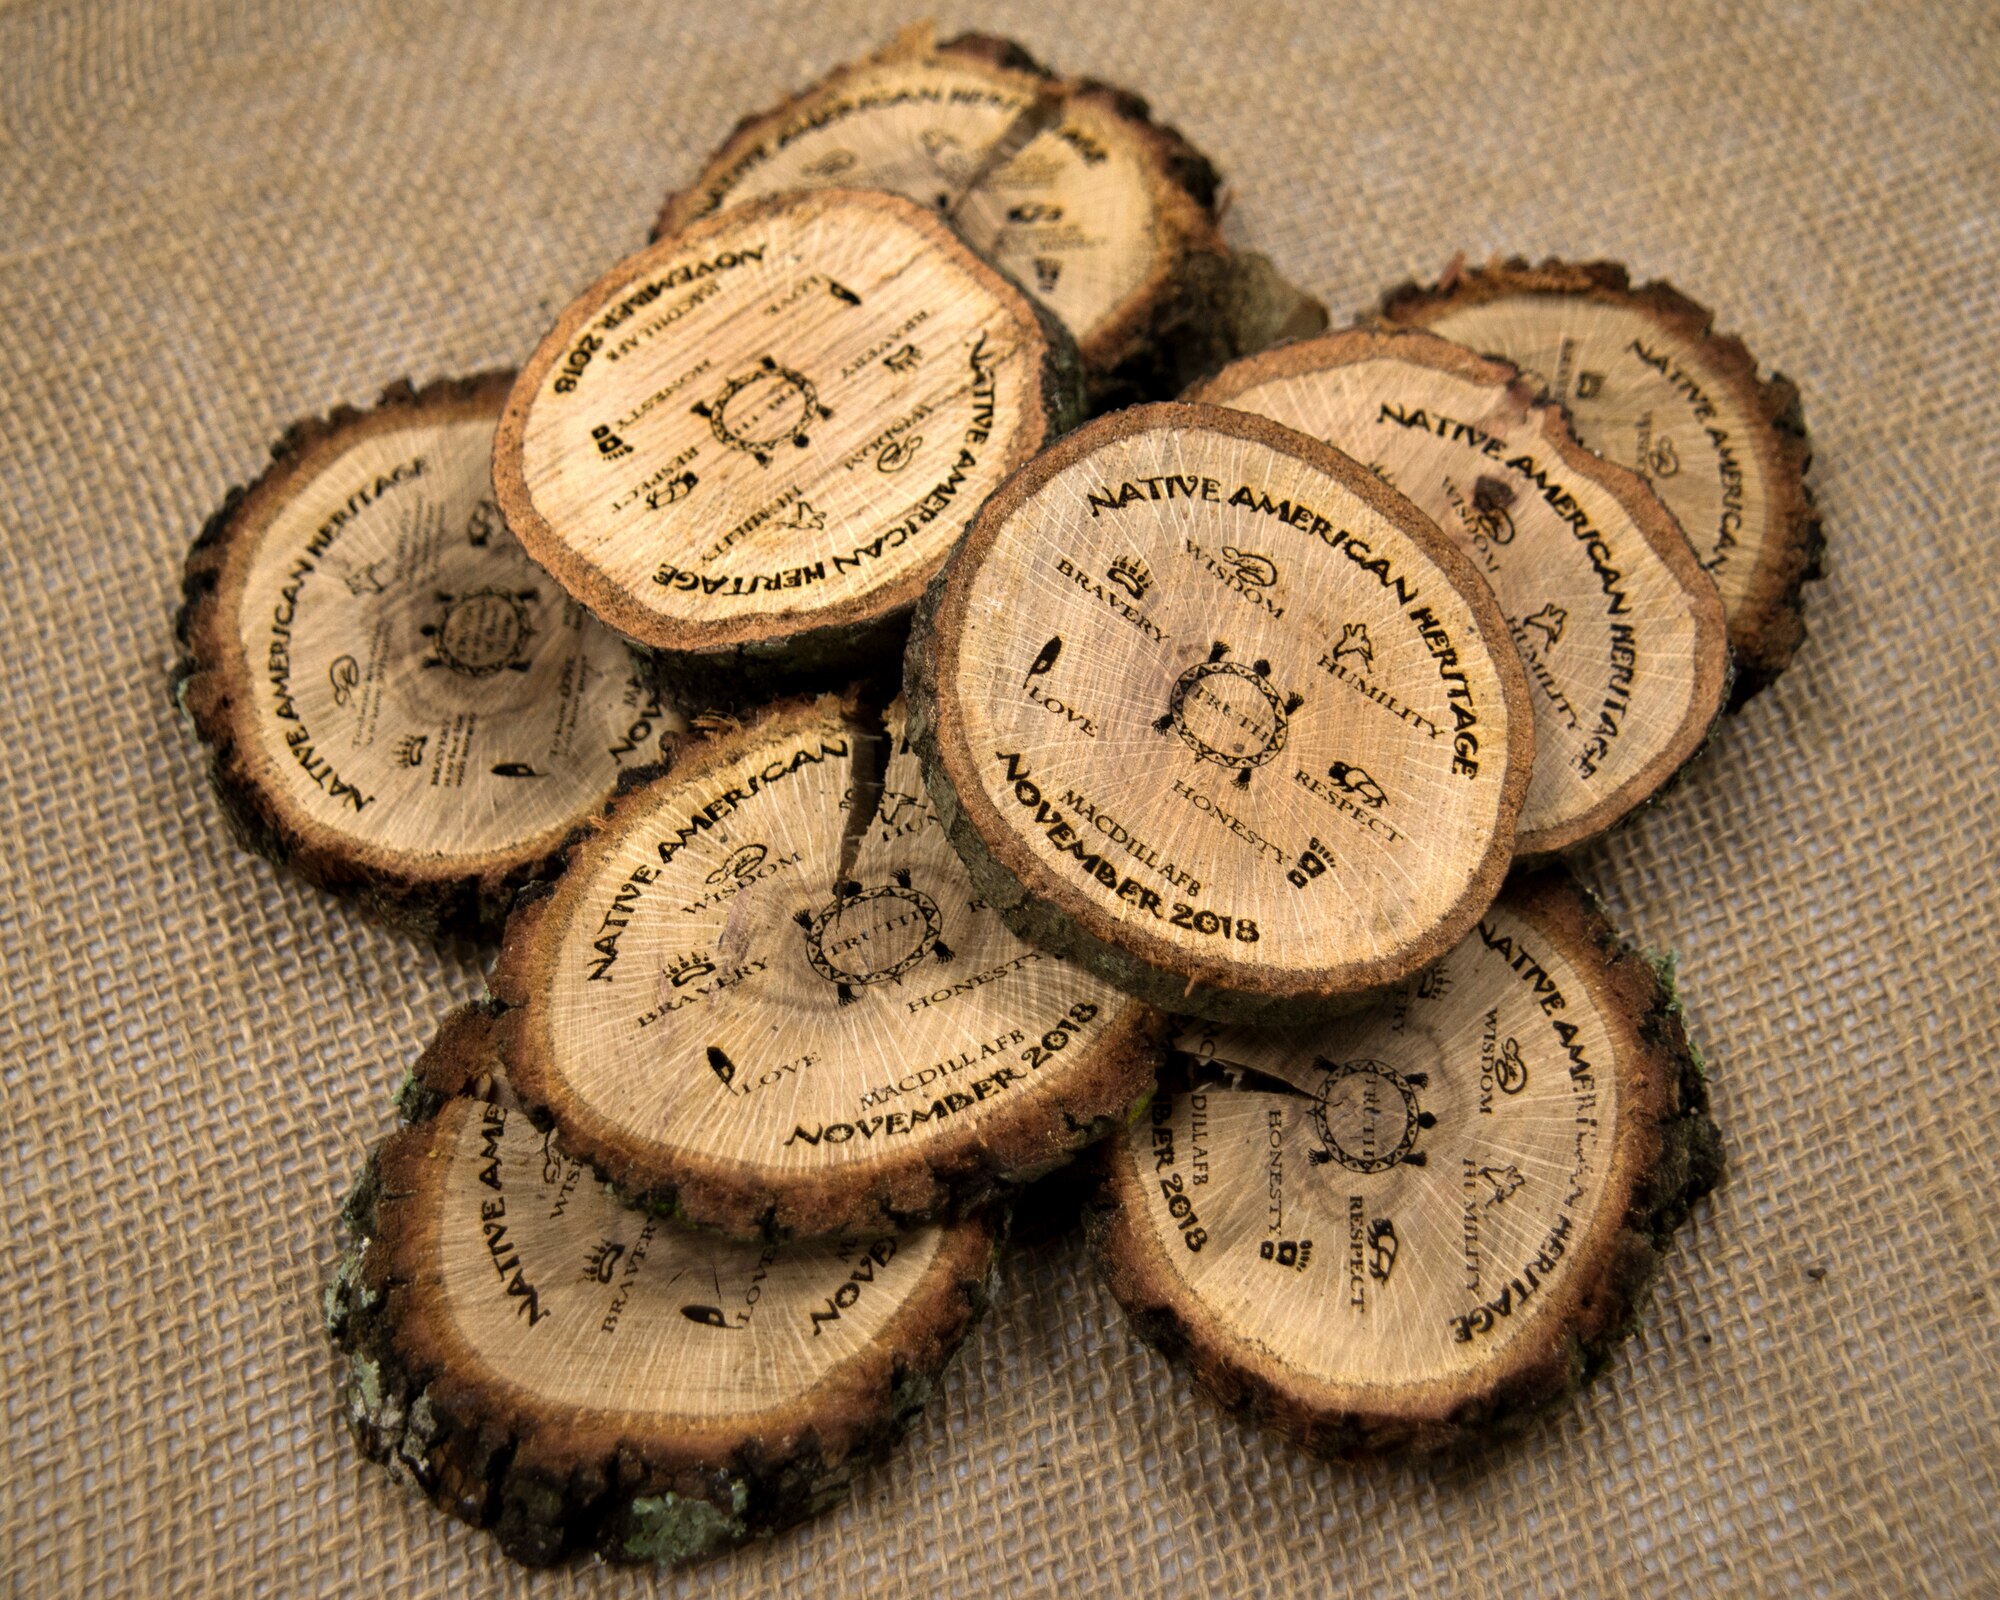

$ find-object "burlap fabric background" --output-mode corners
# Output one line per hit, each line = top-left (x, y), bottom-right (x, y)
(4, 0), (1995, 1593)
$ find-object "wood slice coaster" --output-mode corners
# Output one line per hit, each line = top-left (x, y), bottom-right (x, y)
(654, 25), (1326, 408)
(489, 693), (1166, 1240)
(1381, 259), (1822, 701)
(327, 1005), (997, 1568)
(174, 376), (677, 936)
(1189, 327), (1731, 855)
(495, 188), (1081, 689)
(907, 402), (1534, 1026)
(1087, 868), (1721, 1455)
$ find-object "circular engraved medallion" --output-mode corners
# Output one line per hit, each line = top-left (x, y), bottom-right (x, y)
(1166, 654), (1293, 775)
(495, 188), (1079, 681)
(698, 356), (830, 462)
(173, 375), (672, 934)
(907, 402), (1534, 1024)
(1088, 870), (1721, 1454)
(1192, 326), (1731, 853)
(428, 588), (536, 676)
(803, 878), (946, 992)
(1310, 1058), (1432, 1174)
(328, 1011), (997, 1567)
(492, 694), (1165, 1240)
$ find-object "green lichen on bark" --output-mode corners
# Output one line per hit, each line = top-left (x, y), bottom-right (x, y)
(340, 1348), (407, 1451)
(325, 1080), (1001, 1567)
(1648, 949), (1711, 1079)
(622, 1484), (750, 1564)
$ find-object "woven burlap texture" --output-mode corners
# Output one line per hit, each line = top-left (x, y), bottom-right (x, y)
(4, 0), (1995, 1594)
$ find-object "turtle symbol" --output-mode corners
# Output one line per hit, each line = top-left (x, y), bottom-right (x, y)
(1219, 546), (1279, 587)
(705, 843), (769, 885)
(1470, 474), (1518, 545)
(802, 148), (858, 179)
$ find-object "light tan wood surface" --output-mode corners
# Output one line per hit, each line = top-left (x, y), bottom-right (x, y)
(1382, 260), (1820, 699)
(496, 188), (1079, 681)
(174, 376), (672, 934)
(329, 1008), (997, 1565)
(908, 401), (1534, 1024)
(491, 694), (1165, 1240)
(1191, 327), (1730, 854)
(654, 26), (1261, 406)
(1090, 869), (1718, 1453)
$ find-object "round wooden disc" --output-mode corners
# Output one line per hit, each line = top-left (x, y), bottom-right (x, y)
(907, 402), (1535, 1025)
(1189, 327), (1731, 855)
(328, 1006), (997, 1568)
(652, 26), (1257, 407)
(494, 187), (1081, 682)
(1381, 259), (1823, 700)
(1088, 868), (1721, 1455)
(490, 693), (1166, 1241)
(173, 375), (677, 936)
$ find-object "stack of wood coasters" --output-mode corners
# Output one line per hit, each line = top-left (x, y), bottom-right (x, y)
(173, 25), (1821, 1571)
(1379, 259), (1823, 701)
(1185, 326), (1733, 856)
(173, 374), (679, 937)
